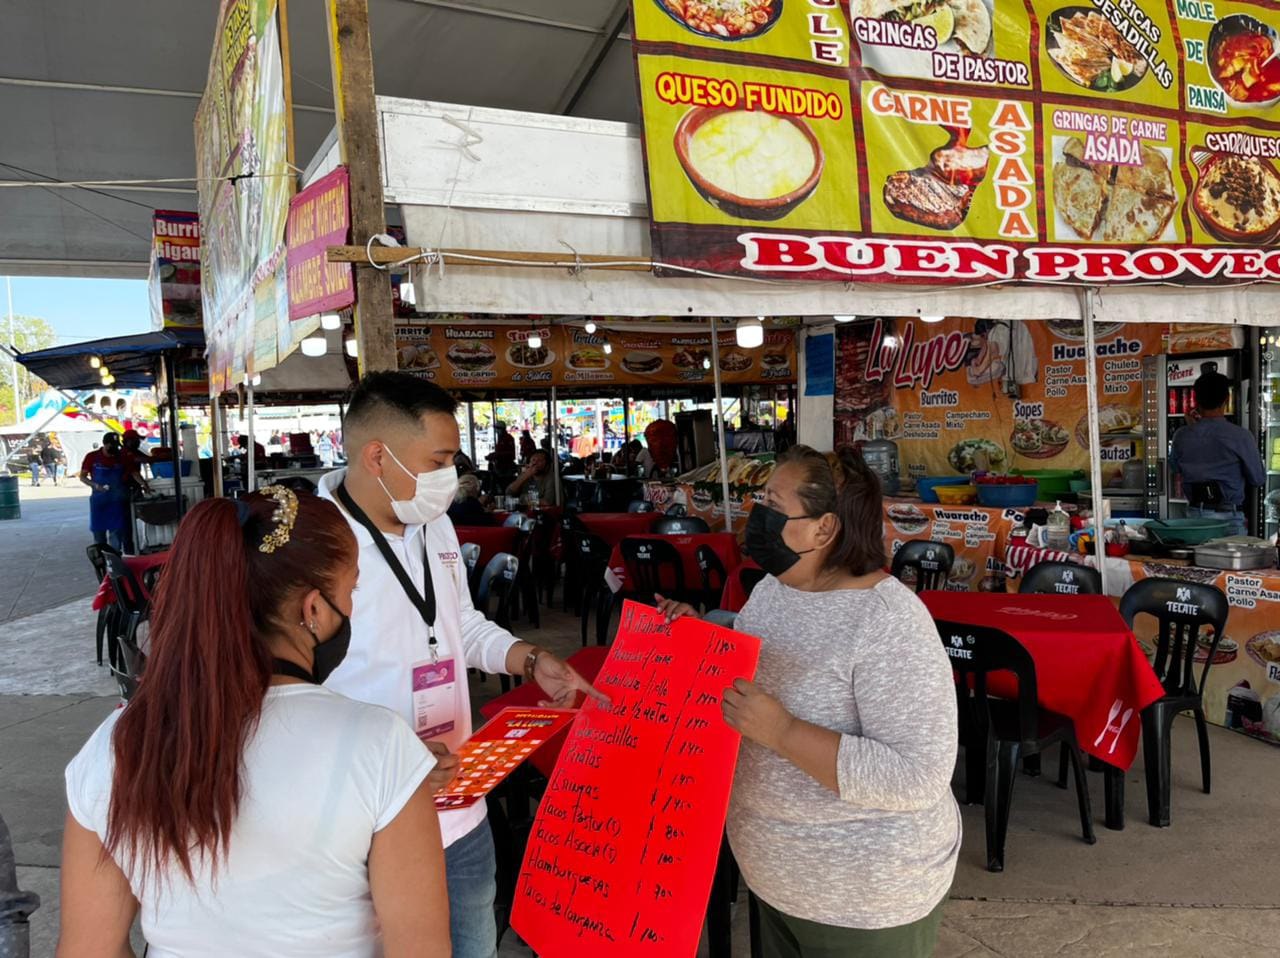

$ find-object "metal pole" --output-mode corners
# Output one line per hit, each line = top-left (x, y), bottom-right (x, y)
(709, 318), (733, 533)
(164, 353), (185, 518)
(550, 386), (562, 507)
(1081, 288), (1109, 597)
(210, 393), (225, 498)
(5, 277), (18, 424)
(467, 400), (476, 464)
(246, 383), (257, 492)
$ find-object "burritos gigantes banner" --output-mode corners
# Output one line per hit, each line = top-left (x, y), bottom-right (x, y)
(832, 316), (1165, 479)
(631, 0), (1280, 285)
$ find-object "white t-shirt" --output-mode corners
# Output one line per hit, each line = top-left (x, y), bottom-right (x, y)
(318, 468), (521, 848)
(65, 686), (435, 958)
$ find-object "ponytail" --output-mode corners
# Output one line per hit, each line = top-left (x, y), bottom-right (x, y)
(106, 492), (356, 885)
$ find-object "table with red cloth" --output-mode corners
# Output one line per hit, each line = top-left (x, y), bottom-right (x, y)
(920, 591), (1165, 771)
(452, 525), (520, 570)
(577, 511), (658, 548)
(92, 551), (170, 610)
(721, 559), (762, 613)
(605, 532), (742, 598)
(478, 645), (609, 778)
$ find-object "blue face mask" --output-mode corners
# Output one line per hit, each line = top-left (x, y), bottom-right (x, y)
(745, 504), (814, 577)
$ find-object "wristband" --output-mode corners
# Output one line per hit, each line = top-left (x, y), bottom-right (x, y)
(523, 646), (548, 684)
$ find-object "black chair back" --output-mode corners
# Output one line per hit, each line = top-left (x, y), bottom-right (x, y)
(460, 542), (482, 601)
(477, 553), (520, 630)
(86, 542), (120, 583)
(653, 516), (710, 535)
(102, 551), (148, 617)
(102, 551), (149, 699)
(594, 479), (641, 512)
(935, 619), (1040, 749)
(739, 566), (767, 599)
(1020, 560), (1102, 596)
(1119, 578), (1229, 699)
(891, 540), (955, 593)
(695, 545), (728, 595)
(621, 537), (684, 599)
(627, 500), (655, 513)
(664, 503), (688, 517)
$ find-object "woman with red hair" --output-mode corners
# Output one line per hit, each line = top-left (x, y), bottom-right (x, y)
(57, 488), (450, 958)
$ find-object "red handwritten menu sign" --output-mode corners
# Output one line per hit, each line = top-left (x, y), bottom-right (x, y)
(511, 601), (761, 957)
(434, 707), (576, 811)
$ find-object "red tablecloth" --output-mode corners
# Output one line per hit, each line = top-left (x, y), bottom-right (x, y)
(453, 525), (520, 570)
(920, 591), (1165, 770)
(92, 551), (170, 611)
(578, 512), (658, 548)
(606, 532), (742, 598)
(478, 645), (609, 777)
(721, 559), (763, 613)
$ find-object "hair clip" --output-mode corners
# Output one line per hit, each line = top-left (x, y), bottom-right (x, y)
(257, 485), (298, 554)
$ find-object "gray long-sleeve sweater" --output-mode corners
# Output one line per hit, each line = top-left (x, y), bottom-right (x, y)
(727, 574), (961, 929)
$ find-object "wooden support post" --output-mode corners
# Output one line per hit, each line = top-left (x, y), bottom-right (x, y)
(327, 0), (396, 373)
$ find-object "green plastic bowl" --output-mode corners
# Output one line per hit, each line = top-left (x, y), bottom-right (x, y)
(1015, 468), (1086, 499)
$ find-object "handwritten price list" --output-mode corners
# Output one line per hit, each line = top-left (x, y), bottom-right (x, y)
(511, 601), (760, 958)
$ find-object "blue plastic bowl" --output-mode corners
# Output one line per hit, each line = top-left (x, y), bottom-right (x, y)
(150, 460), (192, 478)
(976, 482), (1039, 508)
(916, 476), (971, 503)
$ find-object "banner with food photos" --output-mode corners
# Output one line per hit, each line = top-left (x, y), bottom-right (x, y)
(394, 320), (797, 388)
(631, 0), (1280, 286)
(832, 316), (1165, 480)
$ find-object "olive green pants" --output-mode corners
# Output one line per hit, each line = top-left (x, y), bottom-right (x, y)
(755, 894), (947, 958)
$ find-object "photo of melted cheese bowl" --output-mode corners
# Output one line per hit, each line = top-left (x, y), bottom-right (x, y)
(675, 107), (824, 220)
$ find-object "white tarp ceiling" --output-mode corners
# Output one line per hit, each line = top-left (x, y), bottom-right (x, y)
(0, 0), (635, 278)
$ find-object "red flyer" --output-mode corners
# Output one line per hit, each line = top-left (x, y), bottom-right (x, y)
(433, 707), (576, 811)
(512, 601), (761, 957)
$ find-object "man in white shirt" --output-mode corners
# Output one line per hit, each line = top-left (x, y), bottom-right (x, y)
(319, 372), (604, 958)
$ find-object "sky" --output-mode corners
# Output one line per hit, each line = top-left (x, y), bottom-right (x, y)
(4, 276), (151, 345)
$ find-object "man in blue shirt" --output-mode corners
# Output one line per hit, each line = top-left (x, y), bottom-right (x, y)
(1170, 372), (1265, 537)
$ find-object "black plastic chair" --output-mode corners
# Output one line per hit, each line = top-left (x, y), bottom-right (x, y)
(621, 538), (695, 609)
(558, 512), (589, 612)
(86, 543), (121, 667)
(664, 503), (687, 517)
(695, 545), (728, 612)
(575, 534), (615, 646)
(1019, 560), (1102, 596)
(627, 500), (654, 513)
(594, 478), (641, 512)
(102, 551), (149, 700)
(477, 553), (522, 693)
(739, 566), (767, 601)
(936, 619), (1096, 872)
(460, 542), (482, 606)
(511, 517), (541, 629)
(652, 516), (710, 535)
(1119, 578), (1229, 828)
(891, 540), (955, 594)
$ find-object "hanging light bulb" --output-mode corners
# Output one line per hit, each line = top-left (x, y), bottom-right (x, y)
(89, 356), (102, 369)
(300, 335), (327, 357)
(346, 337), (359, 358)
(320, 312), (342, 331)
(99, 366), (111, 380)
(602, 340), (613, 355)
(920, 315), (945, 324)
(833, 315), (856, 324)
(702, 356), (711, 370)
(883, 334), (899, 349)
(736, 316), (764, 349)
(399, 271), (416, 307)
(528, 327), (543, 350)
(584, 320), (597, 334)
(251, 374), (262, 387)
(103, 374), (115, 386)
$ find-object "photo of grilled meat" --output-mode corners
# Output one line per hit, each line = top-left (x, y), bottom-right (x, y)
(884, 169), (975, 230)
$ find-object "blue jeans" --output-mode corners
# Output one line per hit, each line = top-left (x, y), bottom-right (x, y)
(92, 529), (123, 552)
(1188, 505), (1247, 538)
(27, 464), (38, 486)
(445, 820), (498, 958)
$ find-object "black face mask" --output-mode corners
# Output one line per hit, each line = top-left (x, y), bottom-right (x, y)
(745, 504), (814, 577)
(311, 592), (352, 684)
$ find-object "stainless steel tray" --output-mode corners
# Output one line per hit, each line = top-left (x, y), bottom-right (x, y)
(1193, 544), (1276, 571)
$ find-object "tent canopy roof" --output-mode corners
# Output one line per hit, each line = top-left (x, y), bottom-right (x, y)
(13, 328), (204, 391)
(0, 0), (636, 279)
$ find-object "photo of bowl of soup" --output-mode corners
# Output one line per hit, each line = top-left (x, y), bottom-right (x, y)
(674, 107), (824, 220)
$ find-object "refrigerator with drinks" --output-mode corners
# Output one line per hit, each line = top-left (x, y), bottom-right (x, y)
(1259, 330), (1280, 542)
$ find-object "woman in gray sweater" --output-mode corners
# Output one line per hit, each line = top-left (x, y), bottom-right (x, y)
(661, 446), (960, 957)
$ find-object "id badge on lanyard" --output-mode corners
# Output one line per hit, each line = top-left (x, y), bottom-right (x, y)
(411, 655), (457, 740)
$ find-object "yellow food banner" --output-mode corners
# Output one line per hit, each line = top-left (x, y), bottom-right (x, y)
(395, 321), (797, 389)
(833, 317), (1165, 480)
(631, 0), (1280, 286)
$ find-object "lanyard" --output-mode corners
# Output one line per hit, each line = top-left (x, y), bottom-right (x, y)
(336, 481), (438, 661)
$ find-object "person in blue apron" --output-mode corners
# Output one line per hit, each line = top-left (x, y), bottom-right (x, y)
(79, 433), (131, 551)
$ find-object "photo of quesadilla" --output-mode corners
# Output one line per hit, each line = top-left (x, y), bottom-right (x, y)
(1046, 7), (1148, 92)
(1052, 136), (1176, 243)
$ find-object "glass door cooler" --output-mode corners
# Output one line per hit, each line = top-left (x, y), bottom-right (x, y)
(1260, 331), (1280, 542)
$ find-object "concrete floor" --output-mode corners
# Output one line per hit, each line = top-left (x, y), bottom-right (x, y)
(2, 495), (1278, 956)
